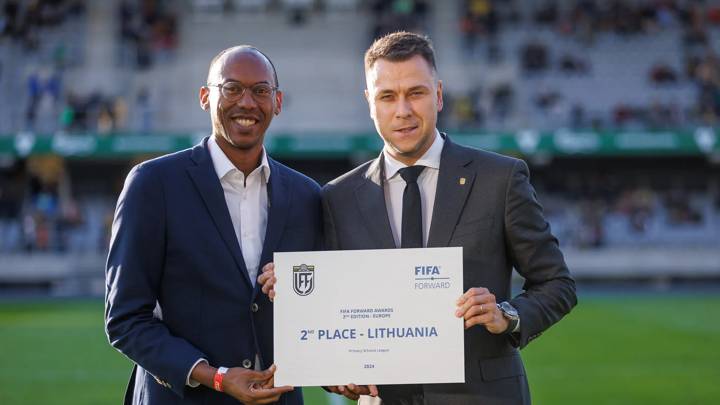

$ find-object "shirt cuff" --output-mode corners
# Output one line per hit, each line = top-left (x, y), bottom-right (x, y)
(187, 358), (208, 387)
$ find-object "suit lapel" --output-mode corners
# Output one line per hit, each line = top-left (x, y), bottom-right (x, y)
(427, 135), (476, 248)
(186, 138), (253, 288)
(257, 158), (290, 277)
(354, 156), (396, 249)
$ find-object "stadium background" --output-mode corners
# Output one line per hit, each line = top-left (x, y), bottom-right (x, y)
(0, 0), (719, 404)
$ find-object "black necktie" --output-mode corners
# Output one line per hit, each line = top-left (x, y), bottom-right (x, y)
(399, 165), (426, 248)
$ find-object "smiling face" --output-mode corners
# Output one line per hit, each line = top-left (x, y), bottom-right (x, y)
(365, 54), (443, 166)
(199, 49), (282, 153)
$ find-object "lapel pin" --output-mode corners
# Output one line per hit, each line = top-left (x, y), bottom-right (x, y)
(459, 177), (466, 185)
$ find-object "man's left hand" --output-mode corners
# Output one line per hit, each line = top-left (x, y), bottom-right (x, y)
(325, 384), (379, 401)
(455, 287), (509, 334)
(257, 263), (277, 302)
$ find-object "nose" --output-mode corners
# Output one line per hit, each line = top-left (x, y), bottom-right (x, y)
(235, 88), (257, 109)
(395, 96), (412, 118)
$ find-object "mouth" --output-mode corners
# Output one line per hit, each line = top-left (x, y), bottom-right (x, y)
(230, 116), (258, 127)
(393, 125), (418, 134)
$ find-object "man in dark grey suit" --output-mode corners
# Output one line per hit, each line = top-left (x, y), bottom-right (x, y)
(321, 32), (577, 405)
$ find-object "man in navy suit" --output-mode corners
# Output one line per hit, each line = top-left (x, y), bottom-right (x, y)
(105, 45), (322, 404)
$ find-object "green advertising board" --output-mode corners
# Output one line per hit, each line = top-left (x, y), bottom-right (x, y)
(0, 129), (718, 159)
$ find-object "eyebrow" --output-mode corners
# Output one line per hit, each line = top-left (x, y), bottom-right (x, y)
(407, 85), (430, 92)
(222, 79), (272, 85)
(375, 85), (430, 96)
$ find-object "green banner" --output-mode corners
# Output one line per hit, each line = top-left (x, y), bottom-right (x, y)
(0, 129), (718, 159)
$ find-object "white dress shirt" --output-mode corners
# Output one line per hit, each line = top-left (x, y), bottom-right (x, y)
(187, 136), (269, 386)
(383, 130), (444, 248)
(208, 135), (269, 286)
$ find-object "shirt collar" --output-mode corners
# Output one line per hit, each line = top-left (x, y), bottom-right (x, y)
(208, 135), (270, 182)
(383, 129), (444, 181)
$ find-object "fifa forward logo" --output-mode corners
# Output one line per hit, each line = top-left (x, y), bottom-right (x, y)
(293, 264), (315, 296)
(413, 265), (450, 290)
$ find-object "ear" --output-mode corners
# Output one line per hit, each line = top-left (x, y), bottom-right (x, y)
(274, 90), (283, 115)
(199, 86), (210, 111)
(436, 80), (444, 112)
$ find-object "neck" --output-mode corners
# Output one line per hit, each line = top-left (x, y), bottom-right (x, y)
(387, 152), (420, 166)
(386, 131), (436, 166)
(214, 134), (263, 177)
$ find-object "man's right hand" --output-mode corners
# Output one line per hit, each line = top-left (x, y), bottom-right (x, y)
(257, 262), (277, 302)
(192, 362), (292, 404)
(222, 365), (292, 404)
(326, 384), (379, 401)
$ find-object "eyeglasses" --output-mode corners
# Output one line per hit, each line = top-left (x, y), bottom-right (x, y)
(207, 82), (278, 102)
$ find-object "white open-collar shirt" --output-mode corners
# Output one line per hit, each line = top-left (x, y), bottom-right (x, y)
(383, 130), (444, 248)
(208, 135), (269, 286)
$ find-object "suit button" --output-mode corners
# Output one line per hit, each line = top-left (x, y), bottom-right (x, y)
(251, 303), (259, 313)
(242, 359), (252, 369)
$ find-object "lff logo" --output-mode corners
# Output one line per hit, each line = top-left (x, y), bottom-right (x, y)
(293, 264), (315, 296)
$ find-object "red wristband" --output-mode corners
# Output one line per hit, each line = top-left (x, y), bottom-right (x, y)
(213, 367), (228, 392)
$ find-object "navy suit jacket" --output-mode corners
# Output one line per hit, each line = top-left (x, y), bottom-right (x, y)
(105, 137), (322, 405)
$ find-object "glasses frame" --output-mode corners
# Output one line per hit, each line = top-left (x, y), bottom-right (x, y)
(206, 82), (279, 102)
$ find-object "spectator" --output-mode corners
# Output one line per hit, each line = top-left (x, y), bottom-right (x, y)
(490, 83), (514, 121)
(285, 0), (313, 26)
(25, 68), (62, 133)
(460, 0), (500, 61)
(559, 53), (590, 75)
(370, 0), (429, 41)
(133, 87), (154, 133)
(0, 162), (25, 252)
(692, 52), (720, 124)
(534, 0), (558, 26)
(521, 40), (549, 73)
(649, 63), (679, 85)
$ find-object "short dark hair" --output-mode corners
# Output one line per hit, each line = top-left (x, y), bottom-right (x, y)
(207, 45), (279, 87)
(364, 31), (437, 73)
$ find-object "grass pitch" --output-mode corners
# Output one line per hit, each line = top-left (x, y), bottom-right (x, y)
(0, 294), (718, 404)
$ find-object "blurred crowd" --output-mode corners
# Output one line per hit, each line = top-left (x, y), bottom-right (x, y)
(117, 0), (179, 70)
(445, 0), (720, 130)
(1, 0), (719, 134)
(0, 157), (116, 254)
(538, 175), (719, 249)
(23, 76), (154, 134)
(1, 160), (717, 253)
(0, 0), (85, 52)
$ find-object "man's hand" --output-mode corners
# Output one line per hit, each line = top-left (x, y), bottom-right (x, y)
(257, 263), (277, 302)
(222, 365), (293, 405)
(456, 287), (509, 334)
(326, 384), (379, 400)
(191, 362), (291, 404)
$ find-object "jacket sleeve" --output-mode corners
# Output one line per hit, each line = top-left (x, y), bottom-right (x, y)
(104, 164), (205, 398)
(321, 186), (340, 251)
(503, 159), (577, 349)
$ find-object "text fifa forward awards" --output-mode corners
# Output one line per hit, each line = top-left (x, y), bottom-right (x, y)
(273, 247), (464, 386)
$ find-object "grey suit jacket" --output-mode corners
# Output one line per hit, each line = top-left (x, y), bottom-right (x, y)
(321, 134), (577, 405)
